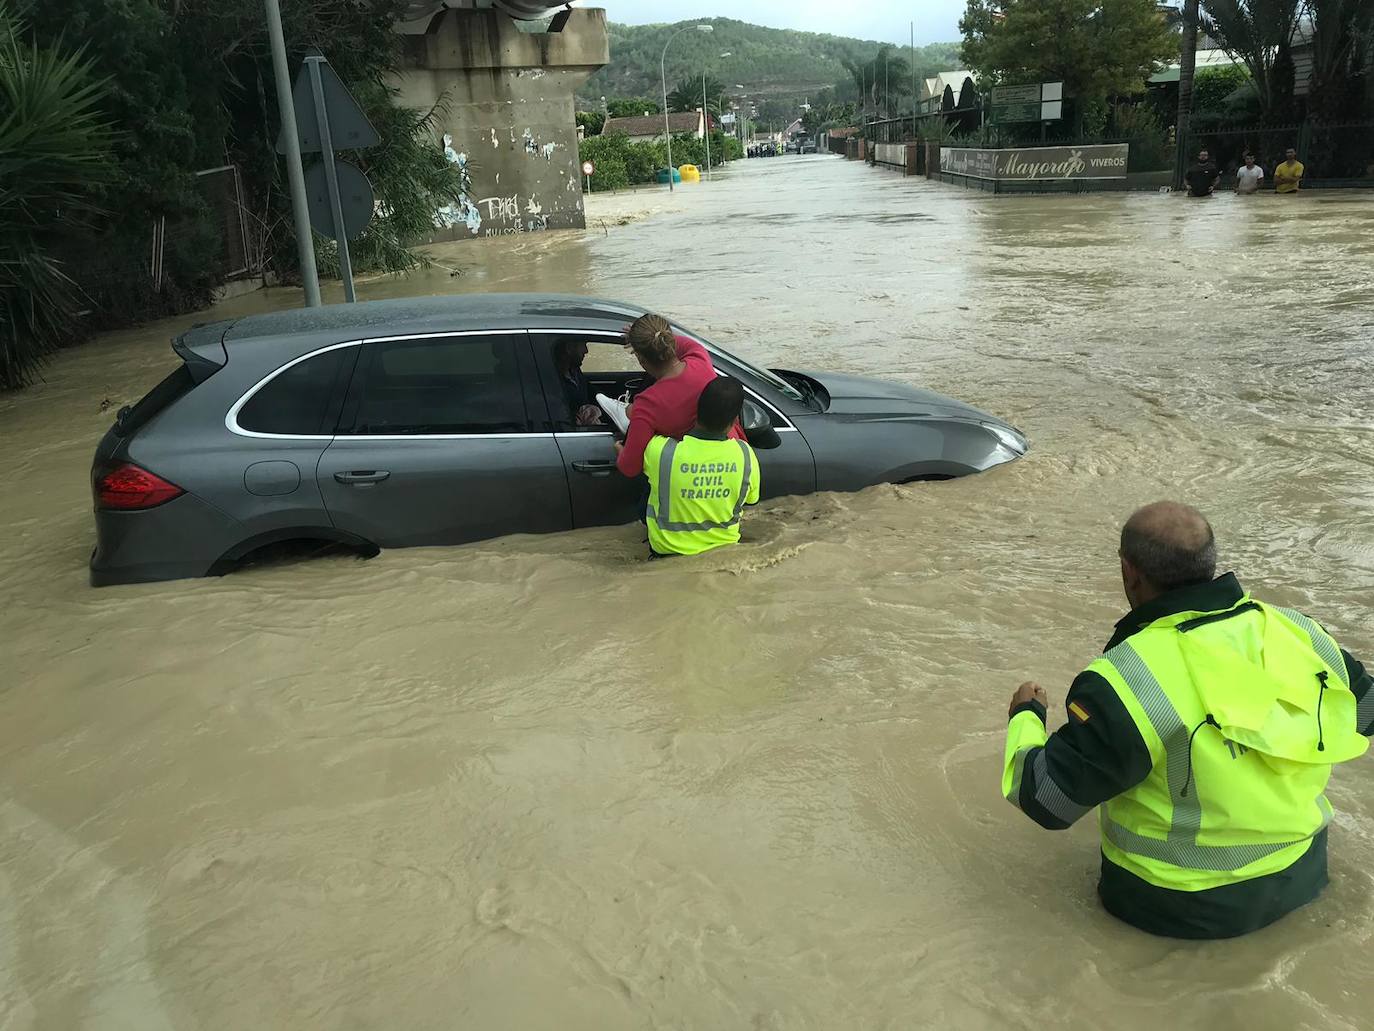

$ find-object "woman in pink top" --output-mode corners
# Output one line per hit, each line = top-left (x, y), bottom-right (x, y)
(613, 314), (745, 477)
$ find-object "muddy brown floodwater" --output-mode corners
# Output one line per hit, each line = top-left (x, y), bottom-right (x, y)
(3, 157), (1374, 1030)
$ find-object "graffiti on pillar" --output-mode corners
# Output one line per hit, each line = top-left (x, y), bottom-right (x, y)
(436, 133), (482, 235)
(478, 195), (520, 221)
(522, 128), (559, 161)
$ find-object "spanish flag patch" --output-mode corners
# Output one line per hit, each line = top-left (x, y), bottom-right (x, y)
(1068, 701), (1091, 723)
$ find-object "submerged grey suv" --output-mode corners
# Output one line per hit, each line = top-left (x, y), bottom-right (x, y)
(91, 294), (1027, 585)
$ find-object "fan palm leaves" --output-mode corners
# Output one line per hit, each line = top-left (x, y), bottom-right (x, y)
(0, 8), (115, 389)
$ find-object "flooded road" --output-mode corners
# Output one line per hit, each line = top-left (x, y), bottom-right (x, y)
(3, 157), (1374, 1029)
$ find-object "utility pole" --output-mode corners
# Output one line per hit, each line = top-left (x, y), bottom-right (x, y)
(911, 21), (917, 139)
(264, 0), (321, 307)
(702, 69), (712, 180)
(1174, 0), (1200, 190)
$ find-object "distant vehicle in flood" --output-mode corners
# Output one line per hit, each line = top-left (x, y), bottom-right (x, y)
(89, 295), (1028, 585)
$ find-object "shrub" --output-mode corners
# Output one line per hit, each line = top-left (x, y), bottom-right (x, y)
(1109, 103), (1171, 171)
(1193, 66), (1253, 120)
(0, 12), (115, 389)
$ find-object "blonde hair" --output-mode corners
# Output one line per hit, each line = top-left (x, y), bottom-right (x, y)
(626, 314), (676, 368)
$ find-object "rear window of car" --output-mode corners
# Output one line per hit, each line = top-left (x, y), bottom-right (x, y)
(237, 347), (353, 436)
(114, 364), (195, 438)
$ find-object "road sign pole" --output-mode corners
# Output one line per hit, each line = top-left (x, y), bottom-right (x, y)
(306, 55), (356, 303)
(265, 0), (321, 307)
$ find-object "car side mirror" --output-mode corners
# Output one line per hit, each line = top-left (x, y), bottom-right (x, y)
(741, 399), (782, 450)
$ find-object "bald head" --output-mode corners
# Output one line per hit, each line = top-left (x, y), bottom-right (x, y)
(1120, 502), (1217, 602)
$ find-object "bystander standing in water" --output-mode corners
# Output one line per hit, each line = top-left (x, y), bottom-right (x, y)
(1002, 502), (1373, 939)
(1235, 152), (1264, 195)
(1274, 147), (1305, 193)
(1185, 149), (1220, 197)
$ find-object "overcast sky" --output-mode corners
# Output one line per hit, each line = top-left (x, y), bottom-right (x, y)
(593, 1), (967, 45)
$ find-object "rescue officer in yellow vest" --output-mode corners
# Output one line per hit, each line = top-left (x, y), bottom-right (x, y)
(643, 377), (760, 557)
(1003, 501), (1374, 938)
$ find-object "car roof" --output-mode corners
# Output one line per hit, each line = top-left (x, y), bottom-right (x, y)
(221, 293), (652, 345)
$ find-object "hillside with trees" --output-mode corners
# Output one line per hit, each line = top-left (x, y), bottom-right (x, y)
(581, 18), (961, 108)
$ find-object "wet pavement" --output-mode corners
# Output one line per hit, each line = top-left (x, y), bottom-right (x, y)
(2, 156), (1374, 1029)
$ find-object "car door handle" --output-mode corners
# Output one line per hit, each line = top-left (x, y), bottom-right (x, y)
(571, 460), (615, 478)
(334, 470), (391, 485)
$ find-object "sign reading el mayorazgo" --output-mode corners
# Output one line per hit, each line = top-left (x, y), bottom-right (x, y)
(940, 144), (1129, 181)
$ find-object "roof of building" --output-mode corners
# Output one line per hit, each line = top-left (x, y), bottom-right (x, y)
(603, 112), (702, 137)
(921, 71), (974, 101)
(1148, 49), (1245, 83)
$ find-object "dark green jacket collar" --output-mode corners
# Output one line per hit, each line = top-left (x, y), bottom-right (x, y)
(1105, 573), (1245, 651)
(686, 428), (730, 441)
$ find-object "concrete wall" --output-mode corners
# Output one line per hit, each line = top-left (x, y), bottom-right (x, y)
(873, 142), (906, 169)
(391, 8), (609, 241)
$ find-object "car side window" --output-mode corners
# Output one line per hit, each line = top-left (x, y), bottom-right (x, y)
(339, 335), (531, 436)
(237, 346), (353, 436)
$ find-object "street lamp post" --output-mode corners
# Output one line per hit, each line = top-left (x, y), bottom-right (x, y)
(703, 69), (712, 180)
(703, 53), (731, 181)
(661, 22), (713, 192)
(734, 85), (746, 150)
(264, 0), (321, 307)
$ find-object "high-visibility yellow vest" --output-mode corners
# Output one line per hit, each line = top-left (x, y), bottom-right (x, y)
(1088, 598), (1367, 892)
(644, 434), (760, 556)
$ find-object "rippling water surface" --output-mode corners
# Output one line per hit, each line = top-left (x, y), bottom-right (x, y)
(3, 158), (1373, 1029)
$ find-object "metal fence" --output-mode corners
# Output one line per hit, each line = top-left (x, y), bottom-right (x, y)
(1185, 122), (1374, 182)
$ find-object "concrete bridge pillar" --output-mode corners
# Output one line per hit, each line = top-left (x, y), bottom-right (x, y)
(393, 7), (609, 240)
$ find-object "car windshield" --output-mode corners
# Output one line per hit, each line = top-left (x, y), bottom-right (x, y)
(690, 334), (808, 404)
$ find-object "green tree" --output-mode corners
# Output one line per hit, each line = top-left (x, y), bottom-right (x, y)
(18, 0), (465, 307)
(0, 9), (115, 389)
(667, 76), (724, 115)
(576, 110), (606, 136)
(606, 96), (660, 117)
(1305, 0), (1374, 122)
(960, 0), (1176, 104)
(756, 97), (799, 129)
(802, 99), (858, 135)
(1192, 65), (1253, 113)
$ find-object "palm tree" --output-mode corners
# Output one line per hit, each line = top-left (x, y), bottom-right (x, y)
(1174, 0), (1200, 188)
(666, 75), (725, 116)
(1199, 0), (1302, 118)
(844, 47), (913, 121)
(0, 11), (114, 389)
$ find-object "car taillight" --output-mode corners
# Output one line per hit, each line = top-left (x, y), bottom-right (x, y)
(95, 462), (184, 510)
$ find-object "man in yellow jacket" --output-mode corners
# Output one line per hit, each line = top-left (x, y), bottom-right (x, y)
(643, 377), (761, 558)
(1003, 502), (1373, 938)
